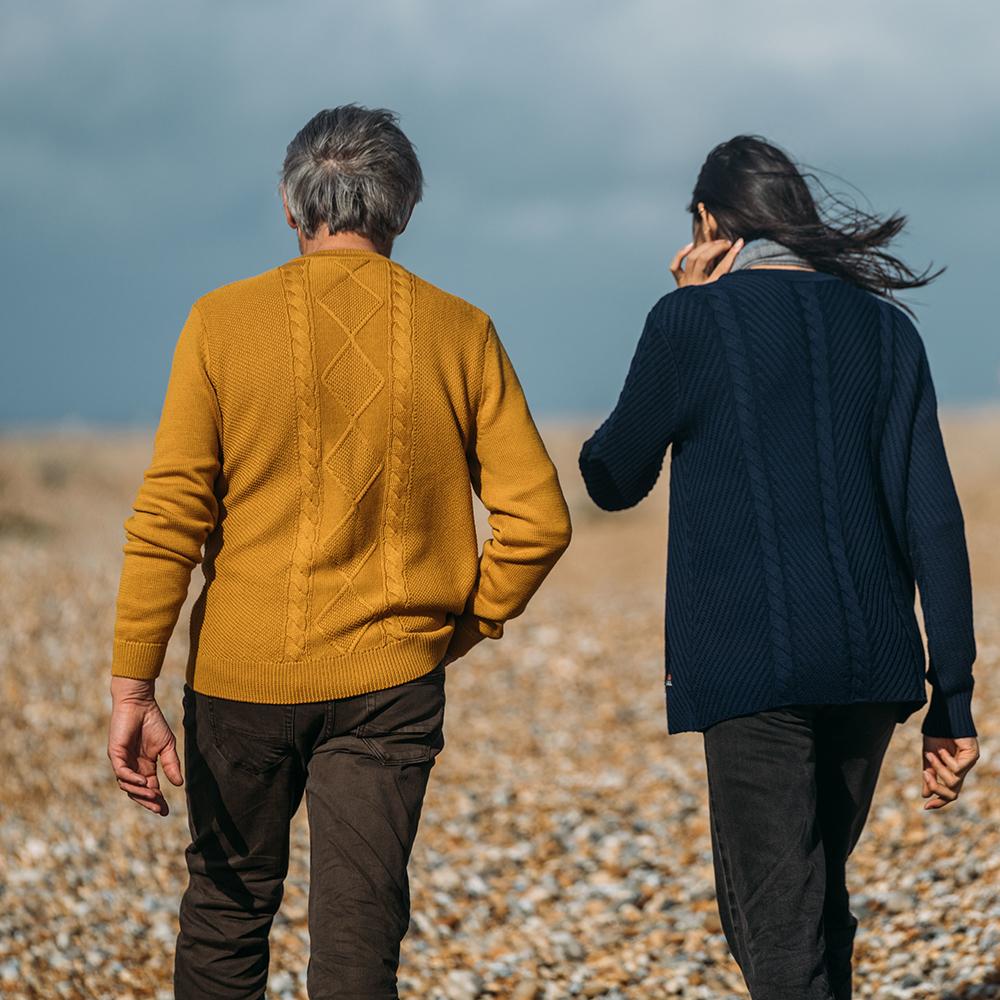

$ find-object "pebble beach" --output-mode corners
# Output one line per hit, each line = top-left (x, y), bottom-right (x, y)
(0, 417), (997, 999)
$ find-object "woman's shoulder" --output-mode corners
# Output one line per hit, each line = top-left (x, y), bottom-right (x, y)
(646, 282), (713, 329)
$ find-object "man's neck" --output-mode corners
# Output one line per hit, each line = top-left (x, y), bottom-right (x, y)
(297, 230), (387, 257)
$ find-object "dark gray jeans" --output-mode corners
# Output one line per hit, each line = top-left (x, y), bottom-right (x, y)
(174, 662), (446, 1000)
(703, 702), (899, 1000)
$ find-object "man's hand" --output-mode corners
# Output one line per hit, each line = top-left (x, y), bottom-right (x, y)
(670, 237), (744, 287)
(922, 735), (979, 810)
(108, 677), (183, 816)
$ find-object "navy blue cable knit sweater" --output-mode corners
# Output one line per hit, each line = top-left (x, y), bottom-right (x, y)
(579, 268), (977, 738)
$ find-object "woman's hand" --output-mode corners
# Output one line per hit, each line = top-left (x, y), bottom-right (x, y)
(670, 237), (744, 287)
(921, 735), (980, 810)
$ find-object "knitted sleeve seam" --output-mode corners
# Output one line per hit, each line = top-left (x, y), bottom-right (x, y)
(191, 302), (225, 443)
(649, 288), (697, 441)
(472, 314), (494, 425)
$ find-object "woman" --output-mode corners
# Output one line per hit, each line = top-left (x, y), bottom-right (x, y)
(578, 135), (980, 1000)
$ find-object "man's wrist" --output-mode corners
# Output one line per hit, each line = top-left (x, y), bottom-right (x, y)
(111, 675), (157, 703)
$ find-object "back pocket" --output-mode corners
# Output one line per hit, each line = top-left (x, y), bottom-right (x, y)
(208, 695), (293, 775)
(361, 664), (446, 764)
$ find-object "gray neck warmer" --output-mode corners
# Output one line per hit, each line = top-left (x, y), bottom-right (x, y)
(729, 237), (813, 272)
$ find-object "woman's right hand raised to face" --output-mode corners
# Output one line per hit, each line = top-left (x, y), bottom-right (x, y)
(670, 237), (745, 287)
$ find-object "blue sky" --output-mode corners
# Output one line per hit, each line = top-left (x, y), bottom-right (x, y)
(2, 1), (998, 425)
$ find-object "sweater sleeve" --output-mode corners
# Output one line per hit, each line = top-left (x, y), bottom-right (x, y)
(111, 304), (223, 680)
(905, 339), (977, 738)
(446, 319), (573, 660)
(578, 294), (683, 510)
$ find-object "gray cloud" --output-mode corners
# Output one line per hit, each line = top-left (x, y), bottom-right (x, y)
(2, 0), (998, 423)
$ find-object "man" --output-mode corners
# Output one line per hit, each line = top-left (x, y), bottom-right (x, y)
(107, 104), (572, 999)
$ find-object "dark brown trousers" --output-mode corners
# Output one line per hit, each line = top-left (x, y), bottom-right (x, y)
(174, 662), (446, 1000)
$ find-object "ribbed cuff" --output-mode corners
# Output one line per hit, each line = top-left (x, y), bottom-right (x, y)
(579, 443), (626, 512)
(921, 688), (976, 738)
(445, 614), (501, 661)
(111, 639), (167, 680)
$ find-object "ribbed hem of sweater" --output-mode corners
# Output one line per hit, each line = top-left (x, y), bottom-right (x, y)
(921, 688), (976, 738)
(670, 688), (927, 736)
(182, 629), (454, 703)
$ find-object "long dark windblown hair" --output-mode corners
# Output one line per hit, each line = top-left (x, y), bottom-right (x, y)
(688, 135), (943, 316)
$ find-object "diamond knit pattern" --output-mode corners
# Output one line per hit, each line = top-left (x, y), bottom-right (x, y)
(312, 258), (389, 653)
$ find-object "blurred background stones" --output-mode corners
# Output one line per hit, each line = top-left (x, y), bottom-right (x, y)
(0, 416), (997, 998)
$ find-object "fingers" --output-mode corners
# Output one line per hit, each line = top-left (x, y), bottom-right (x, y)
(685, 239), (737, 283)
(108, 742), (165, 813)
(118, 760), (169, 814)
(114, 753), (168, 809)
(706, 237), (745, 283)
(114, 769), (169, 814)
(687, 238), (733, 267)
(107, 702), (179, 816)
(669, 242), (694, 285)
(116, 775), (160, 801)
(922, 752), (960, 809)
(925, 750), (961, 790)
(937, 745), (973, 779)
(922, 767), (957, 804)
(923, 791), (949, 810)
(941, 742), (980, 778)
(920, 737), (979, 811)
(160, 740), (184, 787)
(107, 747), (148, 788)
(670, 238), (744, 287)
(125, 787), (169, 815)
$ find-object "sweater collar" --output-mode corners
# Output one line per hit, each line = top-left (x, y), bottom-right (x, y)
(730, 237), (813, 272)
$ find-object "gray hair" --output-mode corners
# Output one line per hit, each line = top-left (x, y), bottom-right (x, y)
(280, 105), (423, 248)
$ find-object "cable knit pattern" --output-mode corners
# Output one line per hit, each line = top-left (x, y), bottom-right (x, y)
(795, 281), (873, 699)
(313, 258), (388, 652)
(282, 259), (322, 659)
(382, 265), (415, 635)
(111, 248), (572, 704)
(580, 269), (976, 738)
(705, 283), (796, 701)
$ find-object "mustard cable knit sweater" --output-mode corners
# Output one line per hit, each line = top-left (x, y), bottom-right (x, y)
(111, 248), (572, 702)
